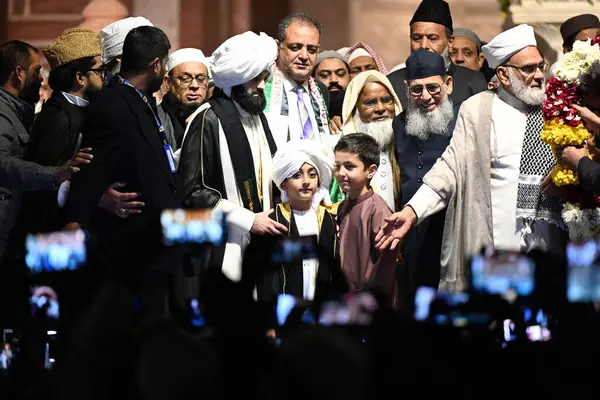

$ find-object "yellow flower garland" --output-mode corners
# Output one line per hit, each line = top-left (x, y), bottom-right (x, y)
(540, 119), (591, 186)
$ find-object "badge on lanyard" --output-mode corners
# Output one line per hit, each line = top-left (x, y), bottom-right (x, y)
(164, 143), (177, 173)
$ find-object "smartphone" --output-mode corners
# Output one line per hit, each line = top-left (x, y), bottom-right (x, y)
(0, 329), (18, 370)
(566, 241), (600, 303)
(470, 252), (536, 296)
(271, 235), (318, 264)
(161, 208), (225, 246)
(25, 230), (87, 273)
(414, 288), (491, 327)
(523, 307), (552, 342)
(189, 298), (205, 328)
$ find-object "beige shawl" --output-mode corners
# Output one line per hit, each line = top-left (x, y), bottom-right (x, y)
(421, 90), (495, 292)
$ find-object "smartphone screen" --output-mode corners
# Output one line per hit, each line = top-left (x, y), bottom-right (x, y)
(523, 307), (552, 342)
(271, 235), (318, 264)
(471, 252), (535, 296)
(25, 230), (86, 273)
(413, 288), (491, 327)
(0, 329), (18, 370)
(566, 241), (600, 303)
(161, 209), (225, 246)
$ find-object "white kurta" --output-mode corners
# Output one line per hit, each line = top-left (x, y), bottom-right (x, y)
(371, 152), (395, 211)
(408, 87), (561, 254)
(293, 208), (320, 300)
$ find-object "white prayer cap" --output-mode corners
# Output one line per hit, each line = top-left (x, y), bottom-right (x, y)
(100, 17), (153, 65)
(210, 31), (277, 89)
(482, 24), (537, 70)
(271, 139), (334, 206)
(348, 47), (372, 63)
(166, 48), (208, 74)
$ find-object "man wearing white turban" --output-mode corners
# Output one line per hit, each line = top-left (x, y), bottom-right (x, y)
(253, 139), (345, 303)
(100, 16), (153, 74)
(179, 31), (286, 282)
(158, 48), (208, 152)
(376, 24), (567, 293)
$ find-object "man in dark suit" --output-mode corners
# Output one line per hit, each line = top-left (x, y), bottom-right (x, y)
(394, 50), (459, 306)
(387, 0), (487, 110)
(64, 26), (183, 316)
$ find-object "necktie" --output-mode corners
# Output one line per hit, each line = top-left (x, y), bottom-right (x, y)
(295, 86), (314, 140)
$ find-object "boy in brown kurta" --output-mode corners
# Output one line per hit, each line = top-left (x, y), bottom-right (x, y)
(334, 133), (398, 307)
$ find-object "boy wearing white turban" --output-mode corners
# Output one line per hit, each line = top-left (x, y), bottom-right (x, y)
(376, 24), (567, 293)
(179, 31), (285, 282)
(254, 139), (345, 303)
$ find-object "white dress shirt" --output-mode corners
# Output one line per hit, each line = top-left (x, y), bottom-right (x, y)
(62, 92), (89, 107)
(293, 208), (320, 301)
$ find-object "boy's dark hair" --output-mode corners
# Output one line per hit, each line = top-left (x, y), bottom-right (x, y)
(334, 133), (380, 168)
(48, 56), (96, 92)
(0, 40), (39, 86)
(120, 26), (170, 75)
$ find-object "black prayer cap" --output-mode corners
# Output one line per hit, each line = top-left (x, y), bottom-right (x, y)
(410, 0), (453, 32)
(560, 14), (600, 47)
(405, 49), (446, 81)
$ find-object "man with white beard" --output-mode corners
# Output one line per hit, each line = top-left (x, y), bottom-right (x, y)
(339, 70), (403, 211)
(376, 25), (568, 293)
(393, 49), (458, 298)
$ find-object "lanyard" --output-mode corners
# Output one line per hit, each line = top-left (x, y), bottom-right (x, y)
(117, 76), (177, 173)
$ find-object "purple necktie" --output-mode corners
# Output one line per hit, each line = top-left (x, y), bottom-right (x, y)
(295, 86), (314, 140)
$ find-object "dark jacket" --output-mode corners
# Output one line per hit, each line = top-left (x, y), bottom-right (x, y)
(393, 104), (459, 293)
(387, 63), (488, 110)
(64, 79), (184, 313)
(577, 157), (600, 196)
(252, 202), (346, 303)
(0, 89), (56, 259)
(27, 92), (87, 233)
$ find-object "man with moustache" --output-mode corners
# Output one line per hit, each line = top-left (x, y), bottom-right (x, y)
(264, 13), (330, 149)
(339, 70), (402, 212)
(387, 0), (487, 110)
(312, 50), (349, 118)
(376, 25), (568, 293)
(159, 48), (209, 152)
(27, 29), (105, 233)
(0, 40), (86, 261)
(64, 26), (183, 315)
(180, 31), (286, 283)
(393, 50), (458, 298)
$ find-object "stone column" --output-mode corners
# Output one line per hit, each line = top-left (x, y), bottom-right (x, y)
(133, 0), (181, 49)
(78, 0), (129, 32)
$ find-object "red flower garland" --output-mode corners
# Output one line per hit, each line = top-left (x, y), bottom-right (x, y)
(542, 77), (581, 126)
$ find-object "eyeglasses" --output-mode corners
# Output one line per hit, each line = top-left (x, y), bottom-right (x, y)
(177, 74), (209, 87)
(361, 96), (394, 108)
(88, 68), (107, 80)
(408, 83), (442, 97)
(503, 61), (547, 75)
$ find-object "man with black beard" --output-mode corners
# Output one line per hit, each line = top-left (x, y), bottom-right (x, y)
(393, 50), (458, 299)
(180, 31), (285, 284)
(64, 26), (184, 316)
(312, 50), (350, 118)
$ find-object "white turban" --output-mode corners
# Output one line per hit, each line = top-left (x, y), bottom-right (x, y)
(166, 48), (207, 74)
(482, 24), (537, 70)
(100, 17), (153, 65)
(210, 31), (277, 89)
(271, 140), (334, 207)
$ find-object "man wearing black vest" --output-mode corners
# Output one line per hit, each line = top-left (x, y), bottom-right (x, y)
(394, 50), (459, 303)
(388, 0), (487, 110)
(180, 31), (287, 285)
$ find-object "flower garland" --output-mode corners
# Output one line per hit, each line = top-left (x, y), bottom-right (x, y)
(541, 36), (600, 240)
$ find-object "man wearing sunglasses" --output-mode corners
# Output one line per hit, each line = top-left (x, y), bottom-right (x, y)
(393, 49), (459, 301)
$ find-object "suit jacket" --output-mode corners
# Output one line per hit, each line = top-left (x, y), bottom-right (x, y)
(27, 92), (87, 233)
(64, 79), (184, 274)
(387, 63), (488, 110)
(577, 157), (600, 196)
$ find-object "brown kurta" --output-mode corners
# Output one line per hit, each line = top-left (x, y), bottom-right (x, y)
(337, 189), (398, 306)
